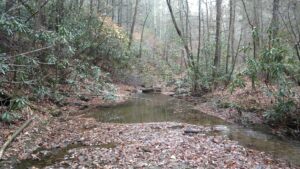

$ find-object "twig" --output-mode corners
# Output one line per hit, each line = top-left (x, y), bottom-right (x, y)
(1, 46), (53, 59)
(25, 0), (50, 23)
(0, 116), (36, 160)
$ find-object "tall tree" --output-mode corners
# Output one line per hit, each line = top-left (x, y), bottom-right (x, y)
(55, 0), (64, 32)
(185, 0), (192, 51)
(79, 0), (84, 11)
(128, 0), (140, 49)
(112, 0), (115, 21)
(90, 0), (94, 17)
(269, 0), (280, 41)
(204, 0), (211, 69)
(213, 0), (222, 79)
(139, 9), (151, 58)
(117, 0), (123, 26)
(196, 0), (202, 66)
(166, 0), (194, 68)
(225, 0), (236, 74)
(241, 0), (259, 89)
(166, 0), (204, 93)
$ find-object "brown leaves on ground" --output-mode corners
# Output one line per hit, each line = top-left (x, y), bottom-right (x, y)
(3, 116), (294, 168)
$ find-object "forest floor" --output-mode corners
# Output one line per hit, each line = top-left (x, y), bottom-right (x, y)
(0, 83), (299, 168)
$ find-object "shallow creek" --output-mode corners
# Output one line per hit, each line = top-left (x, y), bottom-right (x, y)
(12, 93), (300, 168)
(88, 93), (300, 166)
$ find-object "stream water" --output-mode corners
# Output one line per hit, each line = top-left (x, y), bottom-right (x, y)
(10, 93), (300, 168)
(89, 93), (300, 166)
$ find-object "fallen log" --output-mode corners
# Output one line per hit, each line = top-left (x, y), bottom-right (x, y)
(0, 116), (36, 160)
(141, 87), (162, 93)
(183, 129), (202, 135)
(141, 88), (155, 93)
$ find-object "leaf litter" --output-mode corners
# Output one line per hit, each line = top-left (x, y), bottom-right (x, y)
(1, 116), (296, 169)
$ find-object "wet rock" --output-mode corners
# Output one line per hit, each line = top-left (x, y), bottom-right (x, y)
(142, 88), (155, 93)
(150, 126), (161, 130)
(175, 88), (190, 95)
(78, 156), (85, 162)
(183, 129), (202, 135)
(164, 92), (175, 96)
(212, 137), (222, 144)
(79, 96), (90, 102)
(153, 87), (162, 93)
(40, 150), (52, 156)
(170, 155), (176, 160)
(168, 125), (184, 130)
(212, 125), (229, 132)
(141, 147), (151, 153)
(0, 91), (11, 107)
(54, 100), (68, 107)
(83, 124), (97, 130)
(136, 162), (148, 167)
(74, 102), (83, 107)
(79, 105), (89, 110)
(141, 87), (162, 93)
(50, 110), (62, 117)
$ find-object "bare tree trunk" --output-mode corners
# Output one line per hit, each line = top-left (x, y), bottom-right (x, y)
(231, 0), (236, 69)
(90, 0), (94, 16)
(79, 0), (84, 11)
(126, 0), (131, 34)
(179, 1), (186, 39)
(253, 0), (260, 58)
(112, 0), (115, 21)
(229, 30), (243, 82)
(226, 0), (235, 74)
(270, 0), (280, 41)
(118, 0), (123, 26)
(213, 0), (222, 79)
(74, 0), (79, 10)
(55, 0), (64, 32)
(197, 0), (201, 65)
(97, 0), (100, 13)
(241, 0), (258, 89)
(166, 0), (194, 68)
(153, 0), (157, 36)
(185, 0), (193, 51)
(128, 0), (140, 49)
(139, 10), (150, 58)
(204, 0), (210, 69)
(69, 0), (74, 11)
(286, 1), (300, 61)
(205, 0), (210, 41)
(166, 0), (201, 93)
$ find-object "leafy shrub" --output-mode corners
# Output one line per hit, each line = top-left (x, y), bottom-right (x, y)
(263, 100), (296, 124)
(229, 74), (246, 93)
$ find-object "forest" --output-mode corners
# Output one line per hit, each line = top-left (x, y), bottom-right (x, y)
(0, 0), (300, 168)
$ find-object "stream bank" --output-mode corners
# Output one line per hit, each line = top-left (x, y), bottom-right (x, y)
(1, 93), (299, 168)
